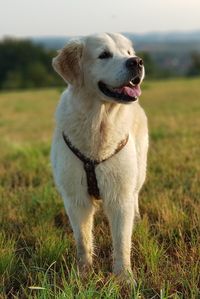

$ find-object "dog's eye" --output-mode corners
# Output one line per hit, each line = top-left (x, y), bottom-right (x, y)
(127, 50), (131, 55)
(98, 51), (113, 59)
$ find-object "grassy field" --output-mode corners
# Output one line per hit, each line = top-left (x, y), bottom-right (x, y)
(0, 79), (200, 298)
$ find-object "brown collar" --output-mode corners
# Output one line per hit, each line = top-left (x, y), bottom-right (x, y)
(62, 132), (129, 200)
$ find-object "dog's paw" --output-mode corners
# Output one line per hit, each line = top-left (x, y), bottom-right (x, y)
(77, 258), (93, 278)
(114, 268), (137, 287)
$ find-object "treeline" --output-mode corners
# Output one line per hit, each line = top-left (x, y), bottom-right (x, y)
(0, 38), (63, 90)
(139, 51), (200, 79)
(0, 38), (200, 90)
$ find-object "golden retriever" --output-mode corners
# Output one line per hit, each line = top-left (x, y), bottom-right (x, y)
(51, 33), (148, 279)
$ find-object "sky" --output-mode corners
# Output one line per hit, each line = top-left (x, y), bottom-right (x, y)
(0, 0), (200, 38)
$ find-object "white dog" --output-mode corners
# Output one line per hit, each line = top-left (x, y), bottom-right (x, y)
(51, 33), (148, 277)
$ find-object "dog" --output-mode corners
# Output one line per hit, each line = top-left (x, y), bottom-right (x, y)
(51, 33), (148, 278)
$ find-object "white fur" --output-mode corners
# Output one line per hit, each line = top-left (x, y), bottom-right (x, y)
(51, 33), (148, 276)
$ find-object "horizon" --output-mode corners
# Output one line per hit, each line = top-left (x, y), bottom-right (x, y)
(1, 28), (200, 40)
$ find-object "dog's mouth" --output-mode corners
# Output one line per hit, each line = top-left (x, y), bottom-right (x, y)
(98, 78), (142, 103)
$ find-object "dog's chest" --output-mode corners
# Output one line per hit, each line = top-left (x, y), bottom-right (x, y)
(57, 135), (138, 201)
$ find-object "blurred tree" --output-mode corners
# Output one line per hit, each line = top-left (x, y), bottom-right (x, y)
(188, 52), (200, 76)
(26, 63), (49, 87)
(138, 52), (157, 78)
(137, 51), (169, 79)
(0, 38), (64, 89)
(2, 71), (23, 89)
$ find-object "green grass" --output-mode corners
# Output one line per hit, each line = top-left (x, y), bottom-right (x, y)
(0, 79), (200, 298)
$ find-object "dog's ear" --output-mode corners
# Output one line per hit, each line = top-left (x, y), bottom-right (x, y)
(52, 40), (83, 85)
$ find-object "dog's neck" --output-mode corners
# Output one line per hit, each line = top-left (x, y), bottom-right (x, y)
(57, 89), (134, 160)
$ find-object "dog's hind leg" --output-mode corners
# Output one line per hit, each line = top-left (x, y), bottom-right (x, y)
(104, 200), (135, 276)
(64, 200), (95, 271)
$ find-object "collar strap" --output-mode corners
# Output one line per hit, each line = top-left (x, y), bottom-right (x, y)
(62, 132), (129, 199)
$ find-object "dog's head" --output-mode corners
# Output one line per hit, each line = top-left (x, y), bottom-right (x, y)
(53, 33), (145, 104)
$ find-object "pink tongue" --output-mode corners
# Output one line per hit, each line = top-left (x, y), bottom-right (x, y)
(116, 85), (141, 98)
(123, 85), (141, 97)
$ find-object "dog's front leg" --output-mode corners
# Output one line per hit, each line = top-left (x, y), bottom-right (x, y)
(134, 193), (141, 221)
(64, 201), (95, 271)
(104, 200), (135, 276)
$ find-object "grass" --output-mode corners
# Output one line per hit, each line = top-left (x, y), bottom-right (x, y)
(0, 79), (200, 298)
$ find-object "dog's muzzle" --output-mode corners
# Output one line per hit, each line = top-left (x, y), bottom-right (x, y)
(98, 56), (144, 103)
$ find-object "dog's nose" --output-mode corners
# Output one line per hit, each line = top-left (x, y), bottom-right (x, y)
(126, 57), (143, 70)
